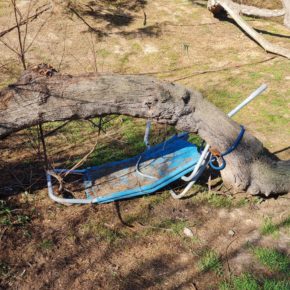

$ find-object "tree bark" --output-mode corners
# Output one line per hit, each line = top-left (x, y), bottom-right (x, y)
(0, 67), (289, 196)
(208, 0), (290, 59)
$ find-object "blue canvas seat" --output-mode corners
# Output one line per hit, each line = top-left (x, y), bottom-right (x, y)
(47, 133), (201, 204)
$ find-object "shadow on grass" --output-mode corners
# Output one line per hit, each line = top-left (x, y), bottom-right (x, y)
(67, 0), (161, 39)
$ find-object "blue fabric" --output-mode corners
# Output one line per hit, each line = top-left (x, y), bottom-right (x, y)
(51, 133), (201, 203)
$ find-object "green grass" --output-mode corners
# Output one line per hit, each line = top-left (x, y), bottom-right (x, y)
(263, 279), (290, 290)
(220, 275), (290, 290)
(80, 222), (123, 244)
(147, 191), (170, 207)
(191, 191), (235, 208)
(188, 133), (203, 147)
(0, 200), (30, 226)
(198, 249), (223, 274)
(261, 217), (277, 236)
(231, 274), (260, 290)
(203, 88), (242, 113)
(253, 247), (290, 273)
(0, 261), (10, 277)
(261, 216), (290, 237)
(207, 193), (234, 208)
(157, 218), (187, 235)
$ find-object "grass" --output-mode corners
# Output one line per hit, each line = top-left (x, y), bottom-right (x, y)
(58, 116), (181, 168)
(261, 216), (290, 237)
(207, 193), (234, 208)
(253, 247), (290, 273)
(220, 274), (259, 290)
(261, 217), (277, 236)
(263, 279), (290, 290)
(191, 189), (253, 209)
(80, 221), (124, 244)
(191, 191), (243, 209)
(39, 239), (54, 250)
(157, 218), (188, 235)
(198, 249), (223, 274)
(219, 274), (290, 290)
(147, 191), (170, 207)
(203, 88), (243, 113)
(0, 200), (30, 226)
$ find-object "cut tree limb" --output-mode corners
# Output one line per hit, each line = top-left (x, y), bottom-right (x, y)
(0, 66), (289, 197)
(208, 0), (290, 59)
(282, 0), (290, 28)
(239, 4), (285, 18)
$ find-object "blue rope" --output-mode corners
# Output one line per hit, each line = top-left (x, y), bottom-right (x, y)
(209, 125), (245, 171)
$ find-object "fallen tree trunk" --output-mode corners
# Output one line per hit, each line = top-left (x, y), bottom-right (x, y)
(208, 0), (290, 59)
(0, 66), (289, 196)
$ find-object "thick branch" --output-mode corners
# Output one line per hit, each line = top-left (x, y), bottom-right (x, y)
(239, 4), (285, 18)
(0, 68), (289, 196)
(282, 0), (290, 29)
(208, 0), (290, 59)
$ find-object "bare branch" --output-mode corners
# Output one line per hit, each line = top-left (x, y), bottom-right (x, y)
(281, 0), (290, 28)
(239, 4), (285, 18)
(11, 0), (26, 69)
(0, 4), (50, 38)
(208, 0), (290, 59)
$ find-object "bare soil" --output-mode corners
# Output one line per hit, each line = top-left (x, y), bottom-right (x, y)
(0, 0), (289, 289)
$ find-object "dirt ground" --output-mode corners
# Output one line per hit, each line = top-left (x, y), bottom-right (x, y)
(0, 0), (289, 289)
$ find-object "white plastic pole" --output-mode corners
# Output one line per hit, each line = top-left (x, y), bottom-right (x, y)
(228, 84), (267, 118)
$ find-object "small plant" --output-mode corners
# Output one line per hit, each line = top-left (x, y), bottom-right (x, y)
(157, 219), (187, 235)
(235, 197), (249, 207)
(188, 134), (203, 147)
(198, 249), (222, 274)
(260, 216), (290, 238)
(261, 217), (277, 235)
(0, 201), (30, 226)
(219, 280), (231, 290)
(253, 247), (289, 273)
(96, 224), (123, 244)
(148, 191), (170, 207)
(0, 261), (10, 277)
(39, 239), (54, 250)
(207, 193), (233, 208)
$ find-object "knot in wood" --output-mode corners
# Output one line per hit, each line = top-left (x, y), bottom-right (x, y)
(182, 90), (191, 105)
(143, 96), (158, 109)
(38, 85), (50, 105)
(32, 63), (57, 77)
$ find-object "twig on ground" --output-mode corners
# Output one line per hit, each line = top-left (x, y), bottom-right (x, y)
(173, 56), (276, 81)
(225, 236), (238, 280)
